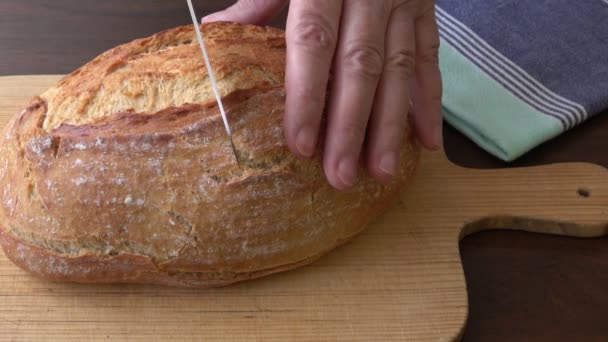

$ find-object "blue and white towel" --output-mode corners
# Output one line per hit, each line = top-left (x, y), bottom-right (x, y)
(436, 0), (608, 161)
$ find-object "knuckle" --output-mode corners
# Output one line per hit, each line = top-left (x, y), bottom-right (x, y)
(290, 14), (337, 52)
(342, 41), (384, 80)
(385, 49), (416, 78)
(417, 42), (440, 66)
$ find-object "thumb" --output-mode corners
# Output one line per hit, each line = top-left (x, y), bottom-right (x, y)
(202, 0), (288, 25)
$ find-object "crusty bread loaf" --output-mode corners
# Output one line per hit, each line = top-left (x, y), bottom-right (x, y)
(0, 22), (420, 287)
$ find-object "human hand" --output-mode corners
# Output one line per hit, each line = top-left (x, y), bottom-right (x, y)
(203, 0), (443, 191)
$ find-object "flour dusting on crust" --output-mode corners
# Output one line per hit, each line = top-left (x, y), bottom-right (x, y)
(0, 22), (421, 287)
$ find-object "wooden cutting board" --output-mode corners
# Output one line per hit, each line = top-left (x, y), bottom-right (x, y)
(0, 76), (606, 341)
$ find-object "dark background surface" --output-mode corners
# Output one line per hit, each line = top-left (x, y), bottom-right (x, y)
(1, 1), (607, 340)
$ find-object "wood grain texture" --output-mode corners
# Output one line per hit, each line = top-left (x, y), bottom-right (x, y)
(0, 76), (606, 341)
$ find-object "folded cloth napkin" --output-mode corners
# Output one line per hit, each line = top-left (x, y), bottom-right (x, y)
(436, 0), (608, 161)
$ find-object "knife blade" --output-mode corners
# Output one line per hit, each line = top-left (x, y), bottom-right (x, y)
(186, 0), (240, 166)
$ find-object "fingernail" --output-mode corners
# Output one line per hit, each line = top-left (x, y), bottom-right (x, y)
(379, 152), (398, 177)
(337, 157), (358, 188)
(434, 124), (443, 149)
(296, 126), (316, 157)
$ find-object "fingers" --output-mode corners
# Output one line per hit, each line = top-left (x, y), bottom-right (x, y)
(410, 5), (443, 150)
(206, 0), (442, 190)
(323, 0), (391, 190)
(201, 0), (288, 25)
(366, 4), (417, 183)
(283, 0), (343, 158)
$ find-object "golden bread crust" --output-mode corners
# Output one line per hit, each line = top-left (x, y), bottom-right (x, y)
(0, 22), (420, 287)
(42, 22), (286, 131)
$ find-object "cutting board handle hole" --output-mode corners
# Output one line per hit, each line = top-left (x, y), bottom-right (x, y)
(577, 188), (591, 198)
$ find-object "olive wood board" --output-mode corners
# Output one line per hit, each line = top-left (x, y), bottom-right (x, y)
(0, 75), (606, 341)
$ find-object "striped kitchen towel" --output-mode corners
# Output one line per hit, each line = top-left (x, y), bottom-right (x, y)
(436, 0), (608, 161)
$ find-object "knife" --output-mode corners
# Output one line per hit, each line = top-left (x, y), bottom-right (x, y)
(186, 0), (240, 166)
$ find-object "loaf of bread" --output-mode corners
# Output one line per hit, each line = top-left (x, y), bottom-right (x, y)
(0, 22), (420, 287)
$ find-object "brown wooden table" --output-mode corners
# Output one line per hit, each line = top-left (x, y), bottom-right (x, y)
(1, 1), (607, 340)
